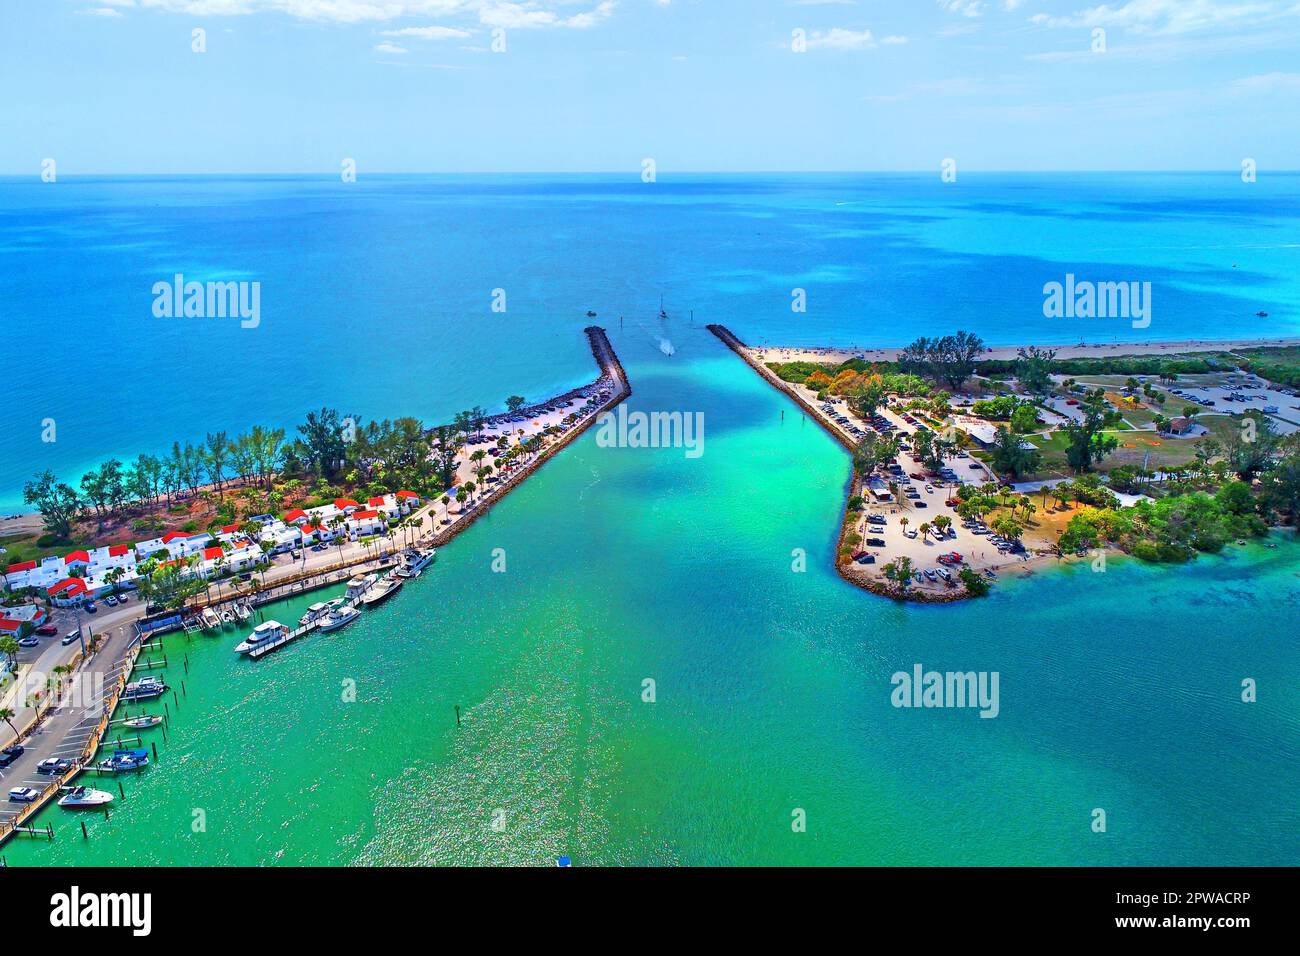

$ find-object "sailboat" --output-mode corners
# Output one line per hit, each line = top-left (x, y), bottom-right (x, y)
(658, 294), (668, 319)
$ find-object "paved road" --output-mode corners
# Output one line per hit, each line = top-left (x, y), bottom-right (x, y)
(0, 619), (137, 823)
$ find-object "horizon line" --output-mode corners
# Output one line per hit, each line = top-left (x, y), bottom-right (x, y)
(4, 168), (1300, 179)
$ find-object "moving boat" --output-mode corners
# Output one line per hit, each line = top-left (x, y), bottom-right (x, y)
(97, 748), (149, 772)
(360, 574), (403, 607)
(394, 547), (436, 579)
(122, 676), (168, 701)
(200, 607), (222, 631)
(58, 786), (114, 808)
(122, 715), (163, 730)
(235, 620), (290, 654)
(318, 605), (360, 632)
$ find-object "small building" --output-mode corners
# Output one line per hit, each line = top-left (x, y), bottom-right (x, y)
(1167, 416), (1193, 435)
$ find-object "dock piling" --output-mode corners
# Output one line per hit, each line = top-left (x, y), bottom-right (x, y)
(151, 741), (158, 762)
(455, 705), (461, 727)
(82, 820), (88, 840)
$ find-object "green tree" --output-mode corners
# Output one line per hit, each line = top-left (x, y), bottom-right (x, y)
(23, 470), (81, 538)
(989, 426), (1041, 480)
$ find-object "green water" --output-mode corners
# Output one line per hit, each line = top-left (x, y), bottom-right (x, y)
(8, 326), (1299, 866)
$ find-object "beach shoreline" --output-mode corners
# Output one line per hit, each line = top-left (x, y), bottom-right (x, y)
(751, 336), (1300, 366)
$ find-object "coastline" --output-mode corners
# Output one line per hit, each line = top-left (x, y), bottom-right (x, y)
(750, 336), (1300, 367)
(709, 323), (1102, 603)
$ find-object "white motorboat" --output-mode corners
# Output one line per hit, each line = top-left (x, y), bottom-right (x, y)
(122, 715), (163, 730)
(58, 786), (114, 808)
(360, 574), (403, 607)
(318, 605), (360, 632)
(236, 602), (252, 622)
(219, 608), (236, 627)
(122, 676), (168, 701)
(344, 574), (376, 604)
(235, 620), (290, 654)
(299, 598), (343, 627)
(200, 607), (222, 631)
(394, 547), (437, 579)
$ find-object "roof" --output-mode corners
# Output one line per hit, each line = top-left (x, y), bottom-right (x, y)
(367, 496), (386, 507)
(351, 509), (380, 521)
(161, 531), (191, 543)
(283, 509), (308, 523)
(49, 578), (88, 596)
(108, 544), (131, 557)
(396, 490), (419, 499)
(0, 619), (22, 632)
(63, 550), (91, 565)
(220, 522), (242, 534)
(203, 546), (225, 561)
(335, 498), (359, 509)
(5, 560), (37, 574)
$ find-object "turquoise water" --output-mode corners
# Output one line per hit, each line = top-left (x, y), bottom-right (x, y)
(2, 173), (1299, 511)
(5, 322), (1299, 866)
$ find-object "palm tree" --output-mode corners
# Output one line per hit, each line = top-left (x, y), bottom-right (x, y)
(882, 556), (915, 594)
(919, 522), (932, 542)
(899, 516), (909, 536)
(0, 635), (19, 667)
(0, 706), (18, 740)
(441, 495), (451, 524)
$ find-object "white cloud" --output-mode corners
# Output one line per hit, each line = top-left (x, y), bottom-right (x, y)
(83, 6), (127, 15)
(1231, 70), (1300, 91)
(379, 25), (472, 38)
(374, 41), (409, 53)
(937, 0), (985, 17)
(1030, 0), (1296, 36)
(803, 27), (877, 50)
(119, 1), (616, 29)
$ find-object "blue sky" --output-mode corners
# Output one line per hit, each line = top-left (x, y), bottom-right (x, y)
(3, 0), (1299, 172)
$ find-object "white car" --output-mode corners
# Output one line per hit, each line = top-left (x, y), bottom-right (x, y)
(8, 787), (40, 803)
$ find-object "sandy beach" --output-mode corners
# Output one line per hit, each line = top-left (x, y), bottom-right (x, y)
(753, 337), (1300, 367)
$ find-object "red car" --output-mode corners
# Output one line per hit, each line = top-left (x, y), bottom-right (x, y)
(35, 624), (58, 636)
(1065, 399), (1080, 405)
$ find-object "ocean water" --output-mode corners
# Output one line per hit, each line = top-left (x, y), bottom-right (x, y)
(2, 172), (1299, 511)
(4, 327), (1299, 866)
(2, 175), (1299, 866)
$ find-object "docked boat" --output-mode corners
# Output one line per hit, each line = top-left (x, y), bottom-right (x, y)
(236, 602), (252, 622)
(122, 676), (168, 701)
(318, 604), (360, 632)
(235, 620), (290, 654)
(200, 607), (222, 631)
(97, 748), (149, 772)
(58, 786), (114, 808)
(344, 574), (377, 604)
(122, 715), (163, 730)
(219, 608), (236, 627)
(299, 599), (343, 627)
(360, 574), (403, 607)
(395, 547), (437, 579)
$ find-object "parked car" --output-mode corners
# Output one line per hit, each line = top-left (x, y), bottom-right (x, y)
(104, 595), (118, 607)
(8, 787), (40, 803)
(0, 745), (25, 767)
(36, 757), (73, 775)
(864, 537), (887, 547)
(83, 601), (97, 614)
(18, 635), (40, 648)
(35, 623), (57, 636)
